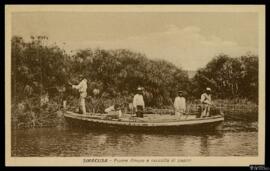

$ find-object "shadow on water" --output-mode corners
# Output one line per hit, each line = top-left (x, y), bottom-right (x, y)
(66, 124), (225, 137)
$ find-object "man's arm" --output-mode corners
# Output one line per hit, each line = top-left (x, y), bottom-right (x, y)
(133, 95), (137, 108)
(200, 94), (205, 103)
(205, 99), (212, 105)
(72, 81), (82, 90)
(73, 80), (85, 90)
(142, 97), (145, 109)
(183, 98), (186, 111)
(105, 106), (113, 113)
(173, 98), (177, 109)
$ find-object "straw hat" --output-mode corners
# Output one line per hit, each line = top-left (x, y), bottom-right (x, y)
(137, 87), (143, 91)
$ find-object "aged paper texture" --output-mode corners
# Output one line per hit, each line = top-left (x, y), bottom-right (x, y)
(5, 5), (265, 166)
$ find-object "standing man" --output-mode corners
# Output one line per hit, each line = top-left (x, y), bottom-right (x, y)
(174, 90), (186, 118)
(133, 87), (145, 118)
(72, 75), (88, 114)
(200, 87), (212, 117)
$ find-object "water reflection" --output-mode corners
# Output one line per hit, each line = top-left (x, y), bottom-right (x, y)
(12, 120), (258, 157)
(199, 135), (209, 156)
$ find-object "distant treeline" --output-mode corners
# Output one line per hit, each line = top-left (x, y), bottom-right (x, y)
(11, 36), (258, 107)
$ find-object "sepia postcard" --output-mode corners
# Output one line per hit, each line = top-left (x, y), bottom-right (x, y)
(5, 5), (265, 166)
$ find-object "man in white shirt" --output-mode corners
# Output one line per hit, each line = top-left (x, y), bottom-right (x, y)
(200, 87), (212, 117)
(133, 87), (145, 118)
(174, 90), (186, 117)
(72, 75), (88, 114)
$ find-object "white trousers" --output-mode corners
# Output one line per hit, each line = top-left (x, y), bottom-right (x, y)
(80, 92), (87, 114)
(63, 100), (67, 109)
(175, 109), (185, 117)
(201, 104), (210, 117)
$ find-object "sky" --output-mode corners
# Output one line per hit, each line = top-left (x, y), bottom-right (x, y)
(12, 12), (258, 70)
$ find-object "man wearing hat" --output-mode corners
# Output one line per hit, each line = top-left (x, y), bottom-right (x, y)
(200, 87), (212, 117)
(133, 87), (145, 118)
(72, 75), (88, 114)
(174, 90), (186, 118)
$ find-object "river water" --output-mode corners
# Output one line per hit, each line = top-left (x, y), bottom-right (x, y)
(11, 117), (258, 157)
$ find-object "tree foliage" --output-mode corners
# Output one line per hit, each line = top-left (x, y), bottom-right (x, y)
(70, 48), (190, 107)
(11, 36), (258, 108)
(191, 54), (258, 102)
(12, 36), (190, 107)
(12, 36), (71, 100)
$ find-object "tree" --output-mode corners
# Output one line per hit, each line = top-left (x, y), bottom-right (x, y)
(12, 36), (70, 101)
(70, 48), (190, 107)
(192, 54), (258, 102)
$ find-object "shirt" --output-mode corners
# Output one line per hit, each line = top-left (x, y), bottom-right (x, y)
(105, 105), (115, 113)
(72, 79), (87, 93)
(104, 105), (122, 117)
(133, 94), (145, 108)
(174, 96), (186, 111)
(200, 93), (212, 105)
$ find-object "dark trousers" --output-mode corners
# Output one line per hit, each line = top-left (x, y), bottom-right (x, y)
(136, 105), (144, 118)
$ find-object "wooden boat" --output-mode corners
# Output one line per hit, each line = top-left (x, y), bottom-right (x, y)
(64, 111), (224, 132)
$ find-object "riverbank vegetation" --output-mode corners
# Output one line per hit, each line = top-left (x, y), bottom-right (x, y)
(11, 36), (258, 129)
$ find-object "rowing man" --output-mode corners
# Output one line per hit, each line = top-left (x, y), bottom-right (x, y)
(200, 87), (212, 117)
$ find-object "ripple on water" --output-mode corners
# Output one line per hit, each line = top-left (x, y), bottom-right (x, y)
(11, 120), (258, 157)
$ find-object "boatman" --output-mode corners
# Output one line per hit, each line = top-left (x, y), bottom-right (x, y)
(174, 90), (186, 118)
(200, 87), (212, 117)
(133, 87), (145, 118)
(72, 75), (88, 114)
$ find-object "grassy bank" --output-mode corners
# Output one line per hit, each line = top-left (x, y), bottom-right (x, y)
(11, 97), (258, 129)
(11, 96), (66, 129)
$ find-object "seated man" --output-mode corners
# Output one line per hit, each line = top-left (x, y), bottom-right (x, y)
(104, 104), (122, 118)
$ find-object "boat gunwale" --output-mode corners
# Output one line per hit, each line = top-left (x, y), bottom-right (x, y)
(64, 111), (224, 127)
